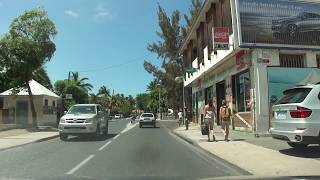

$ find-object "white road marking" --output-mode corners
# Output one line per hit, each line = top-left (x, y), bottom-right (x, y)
(66, 154), (95, 175)
(121, 122), (138, 134)
(98, 141), (112, 151)
(113, 134), (120, 140)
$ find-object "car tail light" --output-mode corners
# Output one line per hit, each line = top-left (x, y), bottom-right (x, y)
(290, 106), (312, 118)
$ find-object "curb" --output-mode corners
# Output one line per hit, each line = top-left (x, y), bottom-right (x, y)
(35, 134), (59, 142)
(0, 134), (59, 152)
(171, 129), (252, 176)
(171, 130), (198, 146)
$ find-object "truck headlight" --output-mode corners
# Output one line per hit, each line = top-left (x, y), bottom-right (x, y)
(60, 118), (65, 123)
(85, 118), (94, 123)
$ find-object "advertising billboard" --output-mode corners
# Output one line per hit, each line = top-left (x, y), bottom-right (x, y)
(236, 0), (320, 49)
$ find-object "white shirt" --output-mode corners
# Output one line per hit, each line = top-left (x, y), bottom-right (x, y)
(178, 112), (182, 119)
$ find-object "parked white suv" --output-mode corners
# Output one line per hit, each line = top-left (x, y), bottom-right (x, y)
(58, 104), (108, 141)
(270, 84), (320, 148)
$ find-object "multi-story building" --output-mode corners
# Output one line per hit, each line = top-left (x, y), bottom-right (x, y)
(180, 0), (320, 135)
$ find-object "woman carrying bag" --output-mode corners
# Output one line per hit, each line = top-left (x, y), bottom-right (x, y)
(203, 99), (216, 142)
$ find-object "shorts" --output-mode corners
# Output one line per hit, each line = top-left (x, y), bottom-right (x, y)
(221, 120), (230, 129)
(204, 118), (214, 130)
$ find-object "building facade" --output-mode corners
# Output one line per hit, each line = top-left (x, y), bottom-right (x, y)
(180, 0), (320, 135)
(0, 80), (60, 129)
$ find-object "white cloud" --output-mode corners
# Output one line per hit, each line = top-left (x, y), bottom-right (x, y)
(64, 10), (79, 18)
(96, 11), (110, 17)
(94, 3), (114, 20)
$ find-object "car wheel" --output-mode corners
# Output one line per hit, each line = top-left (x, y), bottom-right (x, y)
(287, 24), (298, 37)
(92, 125), (101, 140)
(287, 142), (308, 149)
(60, 133), (68, 141)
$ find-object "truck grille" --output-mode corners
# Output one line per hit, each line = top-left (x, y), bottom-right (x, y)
(66, 119), (86, 123)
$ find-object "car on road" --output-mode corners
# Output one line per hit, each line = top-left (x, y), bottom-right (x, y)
(272, 12), (320, 37)
(114, 114), (122, 119)
(139, 113), (156, 128)
(58, 104), (109, 141)
(270, 83), (320, 149)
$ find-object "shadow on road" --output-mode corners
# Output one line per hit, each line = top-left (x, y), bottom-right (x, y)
(140, 126), (160, 129)
(279, 146), (320, 158)
(66, 133), (118, 142)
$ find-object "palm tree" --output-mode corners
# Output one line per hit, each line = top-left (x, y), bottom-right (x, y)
(97, 85), (110, 97)
(70, 71), (93, 91)
(147, 79), (160, 91)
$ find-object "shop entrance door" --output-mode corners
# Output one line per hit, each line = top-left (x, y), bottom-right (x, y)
(216, 81), (225, 125)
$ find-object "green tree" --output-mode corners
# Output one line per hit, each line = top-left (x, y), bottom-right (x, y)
(97, 85), (110, 97)
(144, 1), (202, 111)
(0, 8), (57, 128)
(182, 0), (203, 36)
(70, 72), (93, 91)
(33, 67), (52, 89)
(136, 93), (150, 112)
(54, 80), (88, 107)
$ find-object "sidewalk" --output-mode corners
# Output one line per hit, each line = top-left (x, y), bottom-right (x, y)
(0, 127), (59, 151)
(173, 123), (320, 176)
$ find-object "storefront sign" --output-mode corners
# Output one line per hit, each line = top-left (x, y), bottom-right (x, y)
(213, 27), (229, 50)
(236, 0), (320, 49)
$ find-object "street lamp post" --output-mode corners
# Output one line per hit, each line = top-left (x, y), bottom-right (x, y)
(176, 57), (197, 130)
(157, 80), (162, 120)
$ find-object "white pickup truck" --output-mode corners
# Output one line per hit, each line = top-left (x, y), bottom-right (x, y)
(58, 104), (109, 141)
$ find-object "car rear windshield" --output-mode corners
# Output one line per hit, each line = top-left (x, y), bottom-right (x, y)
(142, 114), (154, 118)
(68, 106), (96, 114)
(276, 88), (312, 105)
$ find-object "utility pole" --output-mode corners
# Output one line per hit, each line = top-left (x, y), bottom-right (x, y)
(157, 80), (162, 120)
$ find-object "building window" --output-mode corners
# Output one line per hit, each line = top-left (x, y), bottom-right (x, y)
(44, 99), (48, 106)
(52, 100), (55, 107)
(279, 54), (305, 68)
(317, 55), (320, 68)
(0, 97), (3, 109)
(235, 71), (251, 112)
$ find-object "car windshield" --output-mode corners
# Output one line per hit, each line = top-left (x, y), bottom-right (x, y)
(142, 114), (154, 118)
(68, 106), (96, 114)
(276, 88), (312, 104)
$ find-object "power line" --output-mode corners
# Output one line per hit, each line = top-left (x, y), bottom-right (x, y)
(77, 57), (144, 73)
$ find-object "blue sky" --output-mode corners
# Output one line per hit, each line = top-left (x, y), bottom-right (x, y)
(0, 0), (190, 96)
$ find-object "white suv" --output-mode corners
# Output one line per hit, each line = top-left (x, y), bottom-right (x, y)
(58, 104), (108, 141)
(270, 84), (320, 148)
(139, 113), (156, 128)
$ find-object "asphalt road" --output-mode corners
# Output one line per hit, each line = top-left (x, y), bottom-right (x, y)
(0, 119), (248, 180)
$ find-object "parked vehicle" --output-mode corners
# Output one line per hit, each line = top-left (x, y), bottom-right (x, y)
(272, 12), (320, 37)
(139, 113), (156, 128)
(114, 114), (122, 119)
(270, 84), (320, 149)
(58, 104), (109, 141)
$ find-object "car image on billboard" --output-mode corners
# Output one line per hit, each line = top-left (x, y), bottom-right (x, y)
(237, 0), (320, 48)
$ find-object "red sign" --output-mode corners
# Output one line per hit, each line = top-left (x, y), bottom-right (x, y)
(213, 27), (229, 50)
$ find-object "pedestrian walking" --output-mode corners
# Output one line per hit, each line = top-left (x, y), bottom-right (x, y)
(178, 110), (183, 126)
(204, 99), (216, 142)
(219, 100), (231, 141)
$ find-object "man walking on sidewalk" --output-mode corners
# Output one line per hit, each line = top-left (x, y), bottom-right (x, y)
(219, 100), (231, 141)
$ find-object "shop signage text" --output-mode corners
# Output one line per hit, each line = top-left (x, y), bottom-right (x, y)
(213, 27), (229, 50)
